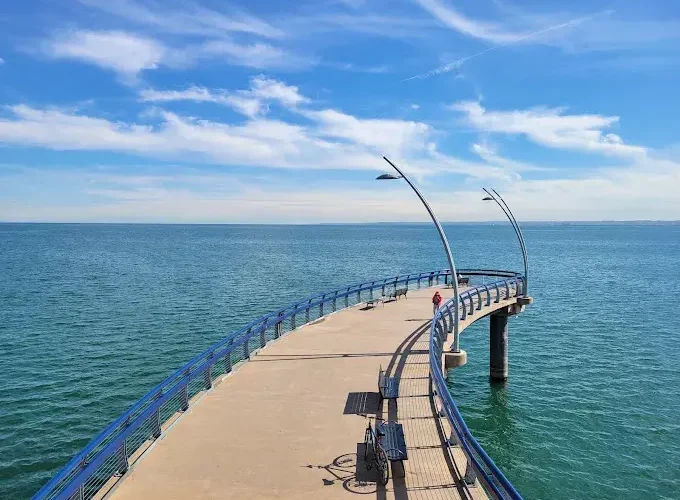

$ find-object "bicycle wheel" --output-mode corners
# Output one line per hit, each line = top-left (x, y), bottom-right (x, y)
(377, 447), (389, 486)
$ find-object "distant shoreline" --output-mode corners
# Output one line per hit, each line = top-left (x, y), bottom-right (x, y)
(1, 220), (679, 226)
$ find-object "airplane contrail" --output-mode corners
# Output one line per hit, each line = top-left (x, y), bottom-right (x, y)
(403, 10), (613, 82)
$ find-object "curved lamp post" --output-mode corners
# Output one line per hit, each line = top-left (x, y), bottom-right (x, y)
(378, 156), (462, 353)
(482, 188), (529, 296)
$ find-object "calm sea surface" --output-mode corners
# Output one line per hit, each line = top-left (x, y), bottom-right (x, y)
(1, 223), (679, 499)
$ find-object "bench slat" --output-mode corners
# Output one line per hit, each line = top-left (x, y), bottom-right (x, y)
(379, 422), (408, 461)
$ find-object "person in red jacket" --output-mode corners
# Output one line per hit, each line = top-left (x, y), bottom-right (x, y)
(432, 290), (442, 315)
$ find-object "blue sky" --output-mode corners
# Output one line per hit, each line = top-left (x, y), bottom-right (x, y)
(0, 0), (679, 222)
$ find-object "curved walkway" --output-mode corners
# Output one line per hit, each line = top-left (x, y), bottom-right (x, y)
(106, 287), (516, 500)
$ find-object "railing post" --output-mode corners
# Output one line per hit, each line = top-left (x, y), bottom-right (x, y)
(463, 461), (477, 485)
(382, 282), (386, 295)
(320, 295), (325, 316)
(447, 306), (454, 334)
(225, 349), (232, 375)
(418, 276), (421, 289)
(116, 438), (128, 475)
(469, 294), (474, 315)
(495, 282), (500, 303)
(477, 289), (483, 311)
(274, 314), (282, 338)
(72, 476), (85, 500)
(332, 292), (337, 311)
(243, 329), (251, 360)
(505, 281), (510, 300)
(345, 288), (349, 308)
(117, 417), (130, 474)
(151, 408), (162, 439)
(461, 295), (467, 320)
(180, 369), (190, 411)
(291, 309), (296, 331)
(306, 300), (311, 323)
(204, 366), (212, 389)
(357, 289), (361, 302)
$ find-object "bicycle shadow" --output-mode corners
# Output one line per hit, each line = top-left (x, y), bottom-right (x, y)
(304, 443), (390, 495)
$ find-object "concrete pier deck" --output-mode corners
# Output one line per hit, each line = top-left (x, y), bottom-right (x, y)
(107, 287), (516, 500)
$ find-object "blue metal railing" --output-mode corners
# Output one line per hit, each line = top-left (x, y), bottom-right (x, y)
(430, 273), (525, 500)
(33, 268), (524, 500)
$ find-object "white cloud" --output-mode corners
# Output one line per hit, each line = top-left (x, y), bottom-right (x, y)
(0, 101), (530, 182)
(139, 86), (262, 117)
(304, 108), (432, 157)
(45, 30), (164, 79)
(140, 86), (231, 105)
(196, 40), (312, 70)
(249, 76), (309, 107)
(452, 101), (647, 158)
(470, 142), (543, 173)
(41, 28), (309, 83)
(139, 77), (309, 118)
(0, 104), (376, 171)
(0, 57), (5, 64)
(76, 0), (284, 39)
(413, 0), (523, 44)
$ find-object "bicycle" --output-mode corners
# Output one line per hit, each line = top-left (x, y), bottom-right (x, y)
(364, 420), (389, 486)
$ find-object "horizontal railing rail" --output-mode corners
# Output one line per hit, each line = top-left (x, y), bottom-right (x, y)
(430, 273), (524, 500)
(34, 268), (524, 500)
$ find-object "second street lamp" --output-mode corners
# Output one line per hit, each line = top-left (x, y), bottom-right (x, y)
(482, 188), (529, 296)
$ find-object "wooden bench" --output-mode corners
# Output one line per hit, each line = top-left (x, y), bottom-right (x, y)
(365, 296), (384, 309)
(388, 288), (408, 301)
(458, 276), (470, 285)
(378, 365), (399, 400)
(378, 422), (408, 475)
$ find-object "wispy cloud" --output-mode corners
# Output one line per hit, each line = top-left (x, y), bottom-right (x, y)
(44, 30), (165, 81)
(0, 57), (5, 65)
(405, 9), (606, 80)
(413, 0), (525, 44)
(325, 62), (391, 74)
(452, 101), (647, 158)
(41, 29), (312, 83)
(75, 0), (284, 39)
(139, 76), (309, 118)
(195, 40), (313, 70)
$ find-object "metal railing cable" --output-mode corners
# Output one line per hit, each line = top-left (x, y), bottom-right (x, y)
(33, 268), (523, 500)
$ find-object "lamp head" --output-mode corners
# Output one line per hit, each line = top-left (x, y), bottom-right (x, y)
(376, 173), (402, 180)
(482, 196), (494, 201)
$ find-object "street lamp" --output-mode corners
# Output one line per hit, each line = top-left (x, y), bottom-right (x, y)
(377, 156), (462, 353)
(482, 188), (529, 296)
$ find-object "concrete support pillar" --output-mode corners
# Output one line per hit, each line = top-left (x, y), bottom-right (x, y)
(489, 313), (508, 382)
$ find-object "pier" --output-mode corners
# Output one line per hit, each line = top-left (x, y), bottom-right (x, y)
(34, 270), (529, 500)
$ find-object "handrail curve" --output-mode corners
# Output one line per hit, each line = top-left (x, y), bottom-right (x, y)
(430, 275), (524, 500)
(34, 268), (523, 500)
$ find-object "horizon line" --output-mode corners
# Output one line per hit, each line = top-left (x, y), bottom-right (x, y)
(1, 220), (679, 225)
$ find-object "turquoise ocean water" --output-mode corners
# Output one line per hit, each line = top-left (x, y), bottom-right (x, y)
(1, 223), (679, 499)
